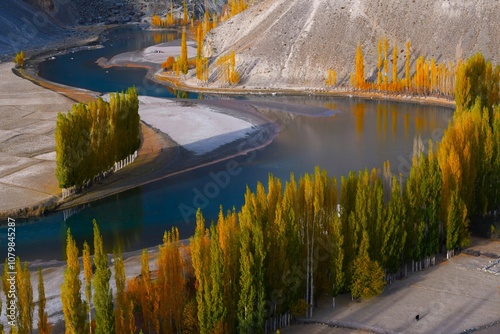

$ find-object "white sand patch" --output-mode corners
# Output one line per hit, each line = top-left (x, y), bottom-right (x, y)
(138, 96), (255, 155)
(105, 41), (197, 66)
(141, 41), (197, 64)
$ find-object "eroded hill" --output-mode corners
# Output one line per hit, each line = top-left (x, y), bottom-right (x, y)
(203, 0), (500, 89)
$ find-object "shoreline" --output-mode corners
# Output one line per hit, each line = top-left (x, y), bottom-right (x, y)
(7, 64), (279, 215)
(154, 70), (456, 110)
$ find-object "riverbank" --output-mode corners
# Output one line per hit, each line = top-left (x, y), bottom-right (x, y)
(0, 58), (278, 218)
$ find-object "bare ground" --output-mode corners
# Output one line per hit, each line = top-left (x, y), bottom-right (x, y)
(0, 62), (74, 215)
(283, 237), (500, 334)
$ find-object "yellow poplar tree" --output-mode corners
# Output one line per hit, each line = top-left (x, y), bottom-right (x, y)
(61, 229), (87, 334)
(16, 260), (34, 334)
(37, 268), (52, 334)
(83, 242), (92, 332)
(180, 29), (188, 74)
(157, 227), (185, 333)
(183, 1), (189, 25)
(352, 42), (365, 89)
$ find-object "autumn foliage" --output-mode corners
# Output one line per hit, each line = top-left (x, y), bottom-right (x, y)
(343, 38), (457, 97)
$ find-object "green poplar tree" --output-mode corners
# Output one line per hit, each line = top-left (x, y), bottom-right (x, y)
(350, 232), (385, 299)
(209, 223), (227, 332)
(190, 209), (211, 334)
(92, 221), (114, 334)
(382, 176), (406, 274)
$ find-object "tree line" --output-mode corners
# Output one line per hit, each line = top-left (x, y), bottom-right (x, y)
(55, 87), (140, 189)
(1, 53), (498, 334)
(345, 38), (457, 97)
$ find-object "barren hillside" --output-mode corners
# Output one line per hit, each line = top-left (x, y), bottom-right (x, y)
(203, 0), (500, 88)
(0, 0), (222, 60)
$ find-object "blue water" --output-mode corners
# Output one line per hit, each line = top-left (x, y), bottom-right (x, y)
(0, 28), (453, 262)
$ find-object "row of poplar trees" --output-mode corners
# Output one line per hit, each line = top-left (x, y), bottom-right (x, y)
(55, 87), (140, 188)
(349, 38), (457, 97)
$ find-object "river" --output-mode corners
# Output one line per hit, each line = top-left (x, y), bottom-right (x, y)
(0, 27), (453, 262)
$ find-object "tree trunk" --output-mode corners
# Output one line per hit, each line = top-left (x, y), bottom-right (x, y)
(332, 296), (336, 308)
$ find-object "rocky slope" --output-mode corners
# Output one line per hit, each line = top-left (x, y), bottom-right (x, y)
(0, 0), (222, 60)
(203, 0), (500, 89)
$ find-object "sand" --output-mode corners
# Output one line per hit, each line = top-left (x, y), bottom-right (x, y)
(97, 39), (197, 68)
(0, 62), (74, 214)
(138, 96), (257, 155)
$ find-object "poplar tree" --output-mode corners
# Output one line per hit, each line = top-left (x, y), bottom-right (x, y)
(353, 43), (365, 89)
(183, 1), (189, 25)
(61, 229), (87, 334)
(92, 221), (114, 334)
(190, 209), (211, 334)
(114, 249), (135, 334)
(37, 269), (51, 334)
(328, 213), (344, 308)
(237, 188), (266, 333)
(157, 227), (185, 333)
(208, 224), (227, 332)
(16, 260), (34, 334)
(139, 249), (158, 333)
(82, 242), (92, 333)
(180, 29), (189, 74)
(350, 233), (385, 300)
(217, 208), (240, 332)
(382, 176), (406, 275)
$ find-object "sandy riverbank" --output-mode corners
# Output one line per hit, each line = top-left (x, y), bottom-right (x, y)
(0, 57), (279, 217)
